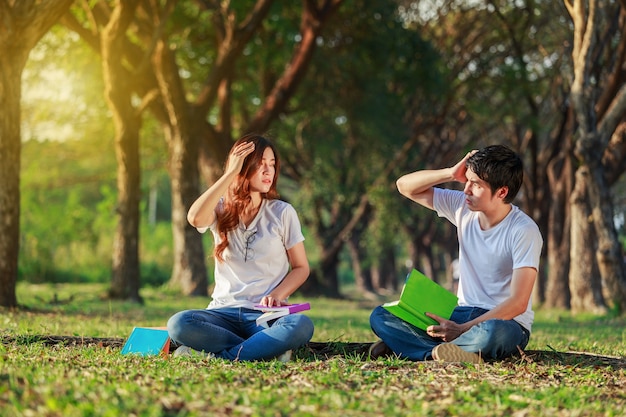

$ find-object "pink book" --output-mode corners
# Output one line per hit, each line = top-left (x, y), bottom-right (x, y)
(253, 302), (310, 313)
(253, 302), (311, 327)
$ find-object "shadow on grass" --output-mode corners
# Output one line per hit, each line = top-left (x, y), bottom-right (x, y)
(510, 349), (626, 370)
(2, 335), (624, 370)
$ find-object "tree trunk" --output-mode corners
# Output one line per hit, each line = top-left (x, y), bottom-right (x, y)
(102, 0), (142, 303)
(372, 246), (398, 293)
(0, 50), (25, 309)
(569, 166), (607, 314)
(566, 0), (626, 313)
(406, 221), (437, 282)
(165, 117), (209, 296)
(301, 240), (342, 297)
(587, 151), (626, 311)
(0, 0), (74, 308)
(168, 142), (209, 296)
(153, 42), (208, 295)
(346, 236), (373, 293)
(544, 152), (572, 308)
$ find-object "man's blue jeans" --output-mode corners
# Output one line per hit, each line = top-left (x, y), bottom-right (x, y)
(167, 307), (314, 361)
(369, 305), (529, 361)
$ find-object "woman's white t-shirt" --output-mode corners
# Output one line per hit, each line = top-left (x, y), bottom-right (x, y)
(433, 188), (543, 332)
(198, 198), (305, 309)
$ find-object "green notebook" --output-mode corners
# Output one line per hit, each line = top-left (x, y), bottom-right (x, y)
(383, 269), (458, 330)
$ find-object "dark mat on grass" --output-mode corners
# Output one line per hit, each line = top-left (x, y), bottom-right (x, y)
(2, 334), (624, 369)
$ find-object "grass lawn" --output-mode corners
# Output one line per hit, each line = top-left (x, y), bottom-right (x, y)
(1, 283), (625, 416)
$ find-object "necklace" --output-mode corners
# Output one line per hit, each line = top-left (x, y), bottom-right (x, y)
(248, 201), (261, 215)
(242, 201), (262, 227)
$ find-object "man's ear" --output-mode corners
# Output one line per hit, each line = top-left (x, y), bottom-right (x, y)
(497, 186), (509, 201)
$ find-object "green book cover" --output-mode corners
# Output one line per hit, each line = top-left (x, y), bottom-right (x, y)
(383, 269), (458, 331)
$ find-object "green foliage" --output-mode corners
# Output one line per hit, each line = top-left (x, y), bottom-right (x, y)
(269, 0), (444, 274)
(20, 139), (112, 282)
(22, 28), (106, 143)
(1, 284), (625, 417)
(160, 0), (303, 130)
(19, 135), (174, 286)
(139, 222), (174, 287)
(14, 1), (626, 313)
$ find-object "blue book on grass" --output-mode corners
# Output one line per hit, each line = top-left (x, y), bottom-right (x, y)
(383, 269), (458, 331)
(121, 327), (170, 356)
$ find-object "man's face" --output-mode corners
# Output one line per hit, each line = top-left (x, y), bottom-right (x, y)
(463, 167), (496, 211)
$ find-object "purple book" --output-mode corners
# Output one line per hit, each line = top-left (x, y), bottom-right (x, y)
(253, 302), (311, 327)
(253, 302), (310, 313)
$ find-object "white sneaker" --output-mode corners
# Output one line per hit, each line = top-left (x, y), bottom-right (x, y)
(172, 345), (215, 359)
(276, 350), (292, 362)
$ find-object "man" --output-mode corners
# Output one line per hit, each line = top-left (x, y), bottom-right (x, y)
(369, 145), (543, 363)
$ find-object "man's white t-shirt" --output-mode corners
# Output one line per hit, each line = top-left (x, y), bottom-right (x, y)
(433, 188), (543, 332)
(197, 198), (305, 309)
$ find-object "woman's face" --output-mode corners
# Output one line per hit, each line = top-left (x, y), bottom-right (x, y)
(248, 146), (276, 194)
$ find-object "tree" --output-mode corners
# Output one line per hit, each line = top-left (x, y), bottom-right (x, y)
(101, 0), (144, 302)
(153, 0), (342, 294)
(566, 0), (626, 313)
(64, 0), (343, 296)
(397, 1), (605, 313)
(271, 0), (432, 296)
(62, 0), (170, 300)
(0, 0), (74, 308)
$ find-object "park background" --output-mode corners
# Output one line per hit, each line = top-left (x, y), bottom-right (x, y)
(3, 0), (626, 315)
(2, 1), (626, 416)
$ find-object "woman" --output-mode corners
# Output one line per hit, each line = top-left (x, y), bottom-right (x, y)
(167, 134), (314, 361)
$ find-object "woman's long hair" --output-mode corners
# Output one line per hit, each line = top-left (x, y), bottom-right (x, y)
(214, 134), (280, 262)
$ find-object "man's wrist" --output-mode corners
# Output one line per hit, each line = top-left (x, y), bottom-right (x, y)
(460, 322), (473, 334)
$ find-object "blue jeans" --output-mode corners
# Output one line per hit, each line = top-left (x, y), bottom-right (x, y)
(167, 308), (314, 361)
(369, 305), (529, 361)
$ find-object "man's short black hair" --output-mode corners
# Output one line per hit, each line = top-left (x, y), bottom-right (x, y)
(466, 145), (523, 203)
